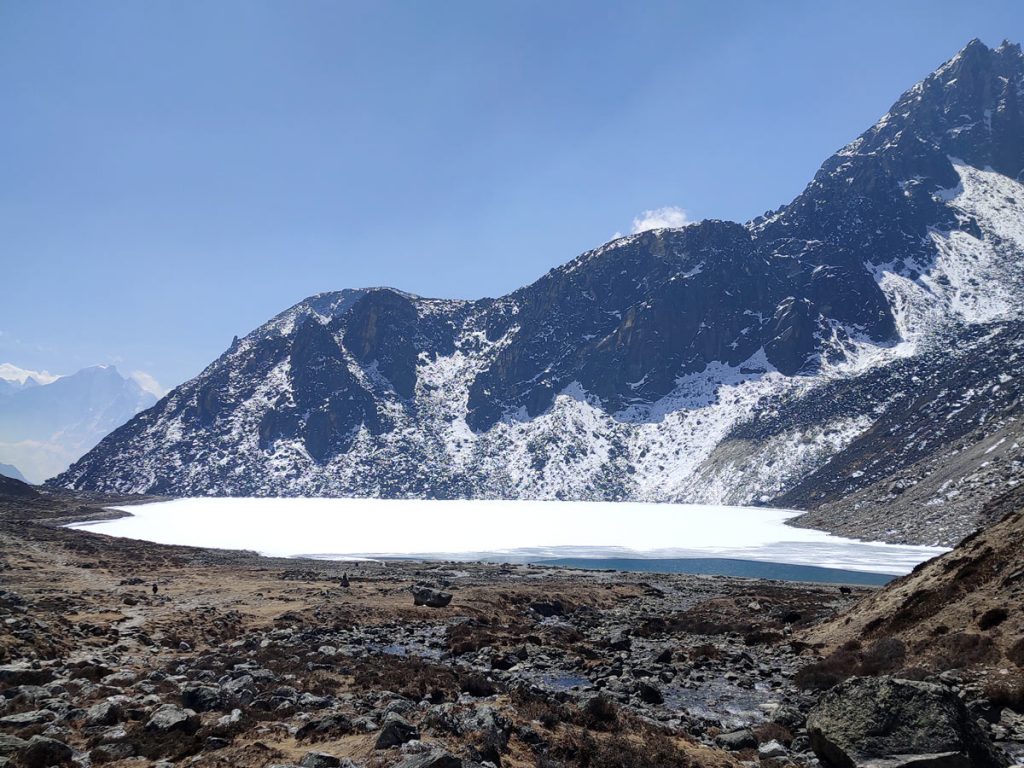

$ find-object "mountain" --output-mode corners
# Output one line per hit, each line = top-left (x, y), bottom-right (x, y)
(0, 365), (157, 483)
(0, 363), (58, 397)
(0, 463), (28, 483)
(55, 40), (1024, 545)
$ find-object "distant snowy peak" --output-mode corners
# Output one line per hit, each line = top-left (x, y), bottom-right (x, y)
(0, 363), (158, 483)
(54, 40), (1024, 546)
(0, 363), (60, 389)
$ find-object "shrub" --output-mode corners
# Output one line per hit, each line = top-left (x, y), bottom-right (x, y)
(545, 724), (702, 768)
(933, 632), (996, 668)
(984, 676), (1024, 711)
(795, 638), (907, 689)
(859, 638), (906, 675)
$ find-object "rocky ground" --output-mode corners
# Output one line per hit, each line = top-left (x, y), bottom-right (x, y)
(1, 479), (1023, 767)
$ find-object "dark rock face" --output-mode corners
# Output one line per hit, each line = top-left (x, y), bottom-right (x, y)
(806, 677), (1009, 768)
(343, 289), (422, 400)
(52, 41), (1024, 532)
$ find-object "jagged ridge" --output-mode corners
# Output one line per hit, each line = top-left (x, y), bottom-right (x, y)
(54, 41), (1024, 545)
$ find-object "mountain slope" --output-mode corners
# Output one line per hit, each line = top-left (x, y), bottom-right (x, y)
(0, 365), (157, 482)
(55, 41), (1024, 544)
(803, 482), (1024, 674)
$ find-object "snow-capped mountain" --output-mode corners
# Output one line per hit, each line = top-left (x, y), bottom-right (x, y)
(56, 40), (1024, 545)
(0, 364), (157, 483)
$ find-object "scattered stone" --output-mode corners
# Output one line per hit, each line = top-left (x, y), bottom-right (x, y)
(759, 739), (788, 759)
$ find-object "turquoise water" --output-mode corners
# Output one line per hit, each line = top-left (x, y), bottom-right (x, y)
(531, 557), (896, 585)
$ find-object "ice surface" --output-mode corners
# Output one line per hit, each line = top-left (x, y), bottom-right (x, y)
(70, 498), (947, 575)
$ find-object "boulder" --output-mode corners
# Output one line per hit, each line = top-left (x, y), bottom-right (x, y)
(0, 710), (56, 727)
(0, 663), (53, 687)
(182, 684), (224, 712)
(0, 736), (28, 757)
(296, 714), (354, 741)
(759, 739), (788, 759)
(84, 699), (122, 727)
(529, 600), (565, 617)
(395, 750), (464, 768)
(411, 585), (452, 608)
(144, 704), (200, 734)
(375, 712), (419, 749)
(716, 728), (757, 750)
(299, 752), (343, 768)
(90, 743), (136, 763)
(635, 681), (663, 705)
(18, 736), (73, 768)
(806, 677), (1009, 768)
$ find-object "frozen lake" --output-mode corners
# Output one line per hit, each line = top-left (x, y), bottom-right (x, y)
(68, 498), (947, 577)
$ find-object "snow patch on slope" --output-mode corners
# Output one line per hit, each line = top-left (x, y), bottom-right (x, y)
(873, 162), (1024, 341)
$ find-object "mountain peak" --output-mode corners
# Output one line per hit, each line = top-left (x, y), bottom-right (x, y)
(51, 40), (1024, 546)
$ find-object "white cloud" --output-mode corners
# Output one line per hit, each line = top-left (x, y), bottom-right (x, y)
(130, 370), (166, 398)
(631, 206), (692, 233)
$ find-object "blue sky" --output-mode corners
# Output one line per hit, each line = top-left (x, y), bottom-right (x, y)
(1, 1), (1021, 391)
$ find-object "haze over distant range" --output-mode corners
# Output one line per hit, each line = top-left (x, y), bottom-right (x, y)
(0, 363), (158, 483)
(1, 2), (1021, 390)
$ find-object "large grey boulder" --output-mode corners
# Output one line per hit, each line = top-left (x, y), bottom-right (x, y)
(806, 677), (1009, 768)
(374, 712), (419, 749)
(0, 663), (53, 687)
(394, 750), (464, 768)
(19, 736), (73, 768)
(182, 684), (224, 712)
(84, 699), (123, 727)
(144, 704), (200, 734)
(411, 584), (452, 608)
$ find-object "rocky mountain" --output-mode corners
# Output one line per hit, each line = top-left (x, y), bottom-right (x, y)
(55, 40), (1024, 545)
(0, 365), (157, 483)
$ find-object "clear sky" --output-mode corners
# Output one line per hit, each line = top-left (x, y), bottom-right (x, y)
(2, 1), (1021, 391)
